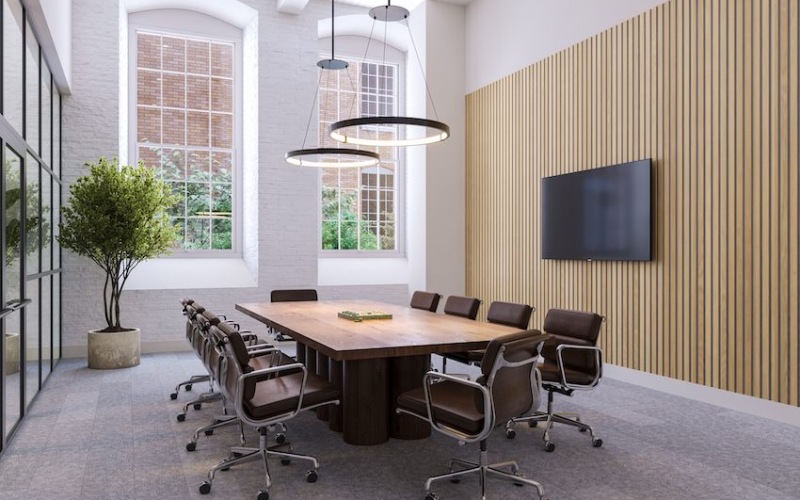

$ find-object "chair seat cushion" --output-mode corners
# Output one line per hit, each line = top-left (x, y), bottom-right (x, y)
(397, 381), (485, 435)
(538, 361), (597, 386)
(245, 372), (339, 420)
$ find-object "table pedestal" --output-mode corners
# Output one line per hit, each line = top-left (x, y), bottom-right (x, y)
(298, 346), (431, 445)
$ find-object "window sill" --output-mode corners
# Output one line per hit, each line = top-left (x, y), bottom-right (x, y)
(126, 257), (257, 290)
(318, 256), (408, 286)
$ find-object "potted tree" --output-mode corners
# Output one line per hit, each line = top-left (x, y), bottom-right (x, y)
(59, 157), (176, 369)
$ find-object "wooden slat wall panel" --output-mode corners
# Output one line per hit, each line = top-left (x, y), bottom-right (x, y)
(464, 0), (800, 406)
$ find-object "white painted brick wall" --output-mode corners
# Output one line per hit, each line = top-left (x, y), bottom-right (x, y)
(61, 0), (408, 355)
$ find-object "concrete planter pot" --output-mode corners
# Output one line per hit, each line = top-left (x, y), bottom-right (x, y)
(87, 328), (141, 369)
(4, 332), (20, 375)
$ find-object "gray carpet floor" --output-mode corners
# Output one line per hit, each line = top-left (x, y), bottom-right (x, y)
(1, 351), (799, 500)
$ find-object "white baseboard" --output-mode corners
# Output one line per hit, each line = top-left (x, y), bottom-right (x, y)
(604, 364), (800, 428)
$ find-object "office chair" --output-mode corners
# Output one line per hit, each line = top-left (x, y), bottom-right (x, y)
(170, 299), (211, 400)
(199, 322), (339, 500)
(187, 319), (292, 452)
(410, 290), (442, 312)
(506, 308), (604, 452)
(397, 329), (549, 500)
(445, 301), (534, 369)
(268, 288), (318, 341)
(439, 295), (481, 374)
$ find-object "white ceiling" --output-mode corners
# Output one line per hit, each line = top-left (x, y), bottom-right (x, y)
(335, 0), (474, 9)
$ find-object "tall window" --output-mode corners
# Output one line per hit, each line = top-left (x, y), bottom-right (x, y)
(319, 58), (400, 252)
(134, 29), (236, 252)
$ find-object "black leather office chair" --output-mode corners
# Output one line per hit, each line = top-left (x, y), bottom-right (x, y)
(410, 290), (442, 312)
(170, 299), (210, 400)
(445, 300), (534, 369)
(506, 308), (604, 452)
(443, 295), (481, 319)
(268, 288), (318, 341)
(184, 311), (292, 452)
(397, 330), (549, 500)
(439, 295), (481, 374)
(270, 288), (318, 302)
(199, 322), (339, 500)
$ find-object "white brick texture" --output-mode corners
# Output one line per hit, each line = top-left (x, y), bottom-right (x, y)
(62, 0), (408, 355)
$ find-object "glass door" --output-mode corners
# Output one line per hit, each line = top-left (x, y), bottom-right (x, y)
(2, 146), (29, 444)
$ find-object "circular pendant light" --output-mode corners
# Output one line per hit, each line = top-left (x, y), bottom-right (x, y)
(329, 1), (450, 148)
(285, 147), (380, 168)
(284, 0), (381, 168)
(330, 117), (450, 147)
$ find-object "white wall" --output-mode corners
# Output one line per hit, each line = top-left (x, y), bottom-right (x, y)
(24, 0), (72, 91)
(465, 0), (668, 93)
(419, 0), (466, 299)
(62, 0), (408, 356)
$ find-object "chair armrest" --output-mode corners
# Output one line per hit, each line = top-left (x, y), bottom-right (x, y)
(555, 344), (603, 390)
(246, 346), (280, 357)
(235, 362), (309, 426)
(239, 331), (261, 345)
(419, 371), (494, 443)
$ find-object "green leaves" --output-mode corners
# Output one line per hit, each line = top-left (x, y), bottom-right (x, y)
(59, 157), (178, 330)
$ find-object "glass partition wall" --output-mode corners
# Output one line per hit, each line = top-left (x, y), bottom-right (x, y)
(0, 0), (63, 454)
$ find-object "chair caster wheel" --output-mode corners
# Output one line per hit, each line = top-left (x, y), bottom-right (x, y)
(506, 428), (516, 439)
(177, 414), (186, 422)
(169, 393), (178, 400)
(544, 442), (556, 453)
(193, 403), (202, 411)
(185, 384), (193, 391)
(592, 438), (603, 448)
(281, 459), (291, 466)
(528, 421), (538, 428)
(276, 433), (286, 444)
(257, 490), (269, 500)
(186, 442), (196, 452)
(306, 470), (318, 483)
(199, 481), (211, 494)
(425, 493), (439, 500)
(205, 429), (214, 436)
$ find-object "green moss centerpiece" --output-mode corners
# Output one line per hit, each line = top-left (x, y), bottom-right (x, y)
(337, 310), (393, 322)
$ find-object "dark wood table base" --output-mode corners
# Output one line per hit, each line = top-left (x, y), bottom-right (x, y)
(300, 344), (430, 445)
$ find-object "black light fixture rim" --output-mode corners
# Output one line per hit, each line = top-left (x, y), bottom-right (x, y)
(330, 117), (450, 137)
(285, 147), (380, 163)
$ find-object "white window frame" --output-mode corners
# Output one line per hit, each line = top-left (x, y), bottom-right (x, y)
(317, 37), (406, 258)
(128, 9), (243, 258)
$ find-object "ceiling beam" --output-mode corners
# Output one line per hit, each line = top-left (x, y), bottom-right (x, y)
(276, 0), (311, 14)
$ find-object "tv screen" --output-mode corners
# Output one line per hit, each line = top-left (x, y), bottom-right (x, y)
(541, 159), (652, 261)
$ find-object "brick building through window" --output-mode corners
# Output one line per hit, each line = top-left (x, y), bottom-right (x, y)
(319, 57), (400, 251)
(134, 29), (236, 251)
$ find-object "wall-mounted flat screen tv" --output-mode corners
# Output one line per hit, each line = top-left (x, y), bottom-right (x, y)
(541, 159), (652, 261)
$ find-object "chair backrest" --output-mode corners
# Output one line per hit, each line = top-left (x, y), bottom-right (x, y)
(541, 308), (603, 374)
(479, 329), (545, 424)
(486, 301), (534, 329)
(443, 295), (481, 320)
(270, 289), (318, 302)
(410, 291), (441, 312)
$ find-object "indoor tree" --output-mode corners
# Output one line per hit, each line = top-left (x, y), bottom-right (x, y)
(59, 157), (176, 332)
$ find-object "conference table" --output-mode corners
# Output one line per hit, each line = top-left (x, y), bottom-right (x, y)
(235, 300), (521, 445)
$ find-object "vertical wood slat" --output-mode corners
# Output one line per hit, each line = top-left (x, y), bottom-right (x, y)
(464, 0), (800, 407)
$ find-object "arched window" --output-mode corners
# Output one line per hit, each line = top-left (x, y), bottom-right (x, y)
(128, 9), (242, 254)
(318, 36), (404, 253)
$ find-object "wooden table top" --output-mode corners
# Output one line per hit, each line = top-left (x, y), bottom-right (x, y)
(236, 300), (522, 361)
